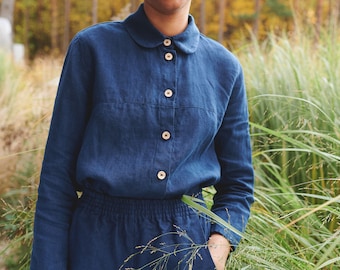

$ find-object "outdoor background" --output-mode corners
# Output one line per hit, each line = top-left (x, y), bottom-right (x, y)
(0, 0), (339, 269)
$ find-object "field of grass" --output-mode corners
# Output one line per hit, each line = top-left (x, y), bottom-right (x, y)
(0, 55), (62, 269)
(0, 28), (339, 269)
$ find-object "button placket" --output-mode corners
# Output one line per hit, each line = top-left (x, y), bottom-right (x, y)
(155, 39), (176, 183)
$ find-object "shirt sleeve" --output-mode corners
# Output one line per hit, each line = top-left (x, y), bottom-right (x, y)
(210, 64), (254, 250)
(30, 35), (93, 269)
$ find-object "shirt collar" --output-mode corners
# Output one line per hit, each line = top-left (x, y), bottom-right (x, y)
(123, 4), (200, 54)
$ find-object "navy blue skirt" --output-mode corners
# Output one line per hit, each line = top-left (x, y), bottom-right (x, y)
(68, 190), (216, 269)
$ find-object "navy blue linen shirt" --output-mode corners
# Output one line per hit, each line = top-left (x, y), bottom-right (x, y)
(31, 4), (254, 268)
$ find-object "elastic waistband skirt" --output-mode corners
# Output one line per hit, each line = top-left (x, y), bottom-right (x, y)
(69, 189), (215, 269)
(78, 189), (202, 218)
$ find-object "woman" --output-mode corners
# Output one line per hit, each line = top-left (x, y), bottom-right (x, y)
(31, 1), (254, 269)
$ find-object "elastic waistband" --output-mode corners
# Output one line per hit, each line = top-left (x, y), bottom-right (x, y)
(78, 189), (204, 218)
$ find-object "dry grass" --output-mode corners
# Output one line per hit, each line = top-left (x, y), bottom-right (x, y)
(0, 239), (10, 270)
(0, 55), (62, 196)
(0, 54), (63, 269)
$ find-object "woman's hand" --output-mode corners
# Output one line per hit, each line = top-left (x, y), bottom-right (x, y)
(208, 233), (231, 270)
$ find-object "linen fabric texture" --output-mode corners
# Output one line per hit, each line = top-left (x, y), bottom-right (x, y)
(31, 4), (254, 269)
(68, 190), (216, 269)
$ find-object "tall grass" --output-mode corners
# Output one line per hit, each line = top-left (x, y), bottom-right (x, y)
(0, 54), (61, 269)
(227, 29), (339, 268)
(242, 29), (339, 225)
(185, 29), (339, 269)
(0, 28), (339, 269)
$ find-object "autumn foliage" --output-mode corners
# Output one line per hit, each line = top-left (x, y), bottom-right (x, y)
(1, 0), (339, 58)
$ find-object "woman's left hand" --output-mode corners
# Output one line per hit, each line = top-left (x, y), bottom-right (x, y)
(208, 233), (231, 270)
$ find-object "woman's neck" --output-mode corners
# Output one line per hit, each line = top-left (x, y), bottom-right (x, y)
(143, 3), (190, 37)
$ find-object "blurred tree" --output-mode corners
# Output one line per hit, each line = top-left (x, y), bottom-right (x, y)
(265, 0), (292, 18)
(200, 0), (206, 34)
(0, 0), (15, 25)
(331, 0), (340, 25)
(22, 0), (30, 58)
(315, 0), (323, 41)
(252, 0), (262, 38)
(0, 0), (14, 52)
(92, 0), (98, 24)
(6, 0), (337, 58)
(63, 0), (71, 52)
(51, 0), (58, 53)
(218, 0), (226, 43)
